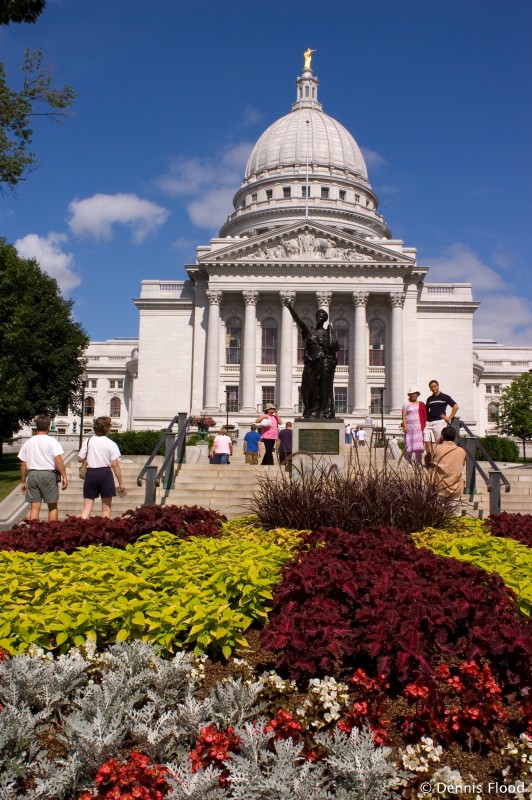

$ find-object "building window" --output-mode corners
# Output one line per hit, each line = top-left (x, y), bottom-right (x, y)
(302, 186), (308, 198)
(487, 402), (499, 423)
(266, 189), (273, 200)
(297, 319), (313, 365)
(261, 319), (278, 364)
(485, 384), (492, 394)
(117, 380), (123, 389)
(262, 386), (275, 408)
(339, 189), (346, 201)
(283, 186), (291, 199)
(251, 192), (257, 202)
(110, 396), (121, 418)
(305, 86), (309, 97)
(57, 427), (66, 435)
(321, 187), (330, 199)
(335, 319), (349, 366)
(226, 385), (239, 412)
(225, 317), (242, 364)
(369, 319), (385, 367)
(84, 396), (95, 417)
(494, 384), (501, 394)
(90, 380), (97, 388)
(334, 387), (348, 414)
(370, 388), (383, 415)
(355, 193), (360, 203)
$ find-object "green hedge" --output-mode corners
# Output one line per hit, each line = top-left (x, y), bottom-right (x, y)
(108, 430), (165, 455)
(475, 435), (519, 462)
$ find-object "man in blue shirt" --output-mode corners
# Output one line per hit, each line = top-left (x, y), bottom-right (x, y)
(424, 379), (459, 462)
(243, 424), (261, 465)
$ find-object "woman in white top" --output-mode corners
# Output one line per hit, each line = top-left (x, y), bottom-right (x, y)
(78, 416), (124, 518)
(209, 427), (233, 465)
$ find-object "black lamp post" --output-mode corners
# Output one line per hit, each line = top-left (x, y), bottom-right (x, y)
(78, 370), (88, 450)
(379, 387), (386, 439)
(225, 388), (230, 429)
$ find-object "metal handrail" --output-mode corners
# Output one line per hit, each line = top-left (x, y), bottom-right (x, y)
(136, 415), (181, 486)
(457, 419), (511, 493)
(155, 416), (192, 488)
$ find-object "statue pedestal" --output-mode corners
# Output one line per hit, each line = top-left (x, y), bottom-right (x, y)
(291, 418), (345, 475)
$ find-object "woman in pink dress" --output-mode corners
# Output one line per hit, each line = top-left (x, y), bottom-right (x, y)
(401, 387), (427, 465)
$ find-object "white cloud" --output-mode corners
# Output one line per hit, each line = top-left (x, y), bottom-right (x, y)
(68, 193), (169, 244)
(427, 243), (506, 293)
(425, 243), (532, 345)
(361, 147), (387, 169)
(154, 142), (253, 230)
(15, 232), (80, 294)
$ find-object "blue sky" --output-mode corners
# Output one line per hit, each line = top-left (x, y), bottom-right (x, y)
(1, 0), (531, 345)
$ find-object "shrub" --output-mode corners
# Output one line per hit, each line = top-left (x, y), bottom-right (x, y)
(475, 435), (519, 463)
(0, 531), (293, 656)
(261, 527), (532, 693)
(0, 505), (225, 554)
(488, 512), (532, 548)
(251, 460), (456, 534)
(108, 429), (166, 455)
(412, 527), (532, 616)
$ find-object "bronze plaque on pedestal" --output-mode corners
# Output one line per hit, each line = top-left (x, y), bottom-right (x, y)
(299, 428), (340, 455)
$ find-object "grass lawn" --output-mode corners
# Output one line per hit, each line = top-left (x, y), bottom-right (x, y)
(0, 453), (21, 502)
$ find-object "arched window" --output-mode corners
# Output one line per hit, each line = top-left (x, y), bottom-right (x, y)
(369, 319), (385, 367)
(84, 396), (95, 417)
(225, 317), (242, 364)
(297, 319), (313, 365)
(110, 396), (121, 418)
(261, 318), (277, 364)
(335, 319), (349, 366)
(487, 402), (499, 424)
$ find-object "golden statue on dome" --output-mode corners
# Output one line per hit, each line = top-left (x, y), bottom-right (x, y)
(303, 48), (316, 70)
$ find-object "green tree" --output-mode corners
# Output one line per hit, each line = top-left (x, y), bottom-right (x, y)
(0, 0), (45, 25)
(0, 48), (76, 192)
(497, 372), (532, 461)
(0, 238), (89, 458)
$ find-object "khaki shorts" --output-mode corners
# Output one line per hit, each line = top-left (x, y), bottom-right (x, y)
(26, 470), (59, 504)
(245, 452), (258, 465)
(423, 420), (448, 443)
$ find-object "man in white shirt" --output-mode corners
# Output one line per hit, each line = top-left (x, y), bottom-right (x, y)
(18, 414), (68, 521)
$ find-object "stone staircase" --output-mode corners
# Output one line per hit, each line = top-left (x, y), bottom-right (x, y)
(462, 465), (532, 518)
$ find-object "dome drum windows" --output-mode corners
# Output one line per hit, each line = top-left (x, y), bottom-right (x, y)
(283, 186), (292, 199)
(321, 187), (330, 199)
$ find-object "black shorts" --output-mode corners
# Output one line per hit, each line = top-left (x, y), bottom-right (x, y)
(83, 467), (116, 500)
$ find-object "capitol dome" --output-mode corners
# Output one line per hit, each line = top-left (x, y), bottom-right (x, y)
(245, 107), (368, 181)
(219, 61), (390, 240)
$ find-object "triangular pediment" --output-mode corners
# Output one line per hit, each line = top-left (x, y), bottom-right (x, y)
(198, 222), (414, 265)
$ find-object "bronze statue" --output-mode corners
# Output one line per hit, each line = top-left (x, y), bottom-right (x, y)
(284, 300), (339, 419)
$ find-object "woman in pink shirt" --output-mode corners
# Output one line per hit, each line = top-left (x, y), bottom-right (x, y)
(255, 404), (282, 465)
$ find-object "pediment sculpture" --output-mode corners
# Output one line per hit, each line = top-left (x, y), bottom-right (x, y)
(247, 232), (376, 262)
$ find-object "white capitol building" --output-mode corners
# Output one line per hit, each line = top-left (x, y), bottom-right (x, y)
(48, 57), (532, 440)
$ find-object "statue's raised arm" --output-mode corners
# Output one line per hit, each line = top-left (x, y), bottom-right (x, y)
(284, 298), (306, 331)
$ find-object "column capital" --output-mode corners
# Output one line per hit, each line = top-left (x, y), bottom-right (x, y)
(352, 291), (369, 307)
(280, 290), (296, 304)
(206, 288), (223, 305)
(316, 291), (332, 307)
(242, 289), (259, 306)
(389, 292), (405, 309)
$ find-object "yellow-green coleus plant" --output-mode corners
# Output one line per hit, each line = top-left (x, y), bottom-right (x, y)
(0, 531), (294, 656)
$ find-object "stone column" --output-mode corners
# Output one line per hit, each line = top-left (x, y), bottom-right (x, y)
(352, 292), (369, 414)
(240, 290), (259, 412)
(389, 292), (405, 413)
(204, 289), (223, 412)
(316, 290), (332, 315)
(279, 290), (296, 415)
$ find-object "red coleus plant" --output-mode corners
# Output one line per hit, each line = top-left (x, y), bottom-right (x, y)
(261, 526), (532, 695)
(189, 724), (241, 787)
(79, 752), (170, 800)
(401, 660), (508, 750)
(488, 512), (532, 548)
(338, 669), (391, 746)
(0, 505), (225, 554)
